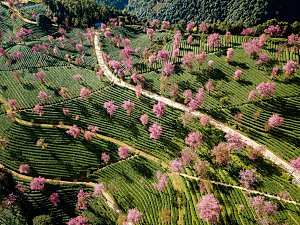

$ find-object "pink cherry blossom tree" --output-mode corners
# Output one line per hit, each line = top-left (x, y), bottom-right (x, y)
(290, 157), (300, 171)
(233, 70), (243, 80)
(93, 183), (105, 198)
(32, 104), (44, 116)
(207, 33), (221, 48)
(38, 91), (50, 101)
(8, 99), (18, 110)
(283, 60), (299, 78)
(118, 146), (129, 159)
(212, 143), (231, 165)
(140, 114), (149, 126)
(184, 131), (202, 148)
(19, 164), (30, 174)
(149, 123), (162, 140)
(80, 87), (91, 99)
(169, 158), (184, 173)
(68, 216), (89, 225)
(127, 208), (142, 224)
(66, 125), (81, 138)
(226, 48), (234, 61)
(101, 152), (110, 164)
(239, 169), (257, 189)
(152, 101), (167, 118)
(49, 192), (60, 206)
(224, 132), (246, 151)
(76, 190), (90, 209)
(122, 100), (135, 115)
(196, 194), (221, 224)
(256, 82), (276, 97)
(103, 101), (118, 117)
(30, 176), (46, 191)
(152, 171), (168, 192)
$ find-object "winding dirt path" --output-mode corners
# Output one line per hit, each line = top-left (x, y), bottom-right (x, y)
(94, 33), (300, 187)
(179, 173), (300, 206)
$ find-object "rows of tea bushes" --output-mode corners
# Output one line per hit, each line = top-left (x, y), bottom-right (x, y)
(0, 66), (109, 109)
(89, 156), (179, 225)
(18, 85), (191, 161)
(0, 114), (124, 178)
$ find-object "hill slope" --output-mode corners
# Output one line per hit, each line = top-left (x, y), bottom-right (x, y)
(126, 0), (299, 25)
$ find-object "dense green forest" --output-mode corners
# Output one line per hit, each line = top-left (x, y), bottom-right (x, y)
(125, 0), (299, 26)
(96, 0), (128, 10)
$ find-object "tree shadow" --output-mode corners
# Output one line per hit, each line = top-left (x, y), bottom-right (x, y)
(229, 61), (250, 70)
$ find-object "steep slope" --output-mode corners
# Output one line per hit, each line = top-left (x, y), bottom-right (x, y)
(126, 0), (299, 25)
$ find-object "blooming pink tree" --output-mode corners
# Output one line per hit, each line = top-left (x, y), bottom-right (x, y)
(149, 123), (162, 140)
(30, 176), (46, 191)
(169, 158), (184, 173)
(200, 116), (210, 126)
(205, 80), (214, 93)
(207, 33), (221, 47)
(186, 21), (195, 33)
(199, 22), (208, 33)
(152, 171), (168, 192)
(152, 101), (167, 118)
(68, 216), (89, 225)
(233, 70), (243, 80)
(38, 91), (50, 101)
(101, 152), (110, 164)
(118, 146), (129, 159)
(256, 53), (270, 66)
(103, 101), (118, 117)
(49, 192), (60, 206)
(224, 132), (246, 151)
(151, 19), (160, 28)
(196, 194), (221, 224)
(180, 147), (198, 166)
(182, 52), (195, 69)
(239, 169), (257, 189)
(76, 190), (90, 209)
(93, 183), (105, 198)
(147, 28), (155, 40)
(226, 48), (234, 61)
(243, 39), (264, 56)
(187, 35), (193, 45)
(135, 84), (142, 99)
(161, 21), (170, 30)
(283, 60), (299, 78)
(32, 104), (44, 116)
(256, 82), (276, 97)
(264, 25), (282, 37)
(84, 131), (93, 142)
(212, 143), (231, 165)
(290, 157), (300, 171)
(59, 87), (69, 97)
(8, 99), (18, 110)
(33, 71), (44, 83)
(19, 164), (30, 174)
(122, 100), (135, 115)
(270, 66), (279, 79)
(67, 125), (81, 138)
(157, 50), (169, 62)
(249, 196), (277, 216)
(80, 87), (91, 99)
(127, 208), (142, 224)
(184, 132), (203, 148)
(241, 28), (255, 36)
(140, 114), (149, 126)
(267, 114), (284, 130)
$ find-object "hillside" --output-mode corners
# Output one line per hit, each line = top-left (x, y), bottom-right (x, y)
(126, 0), (299, 25)
(1, 1), (300, 225)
